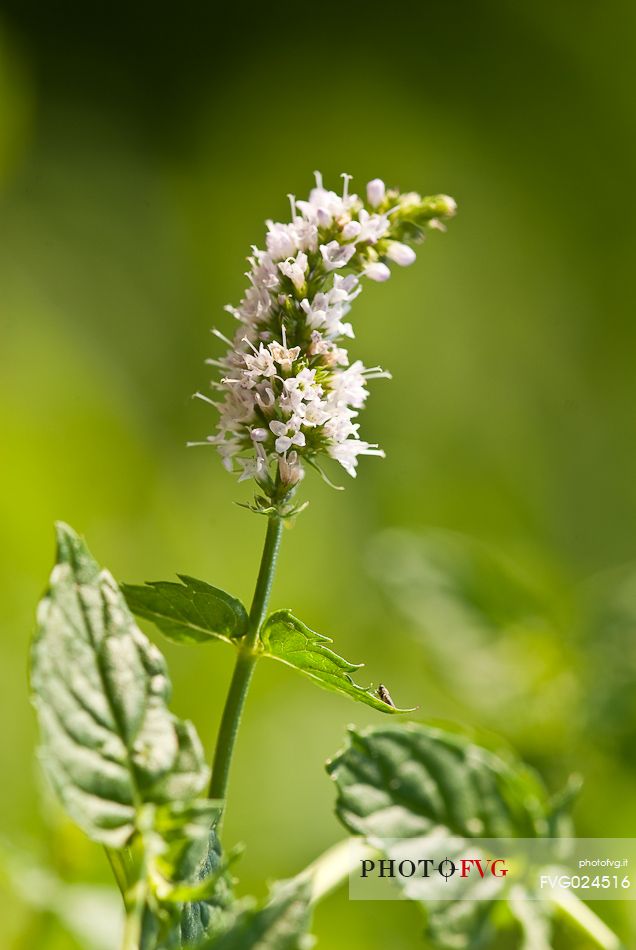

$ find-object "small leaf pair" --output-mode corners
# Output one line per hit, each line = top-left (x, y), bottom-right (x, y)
(122, 578), (412, 714)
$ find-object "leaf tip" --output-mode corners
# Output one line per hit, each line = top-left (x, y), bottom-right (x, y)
(54, 520), (79, 554)
(52, 521), (99, 583)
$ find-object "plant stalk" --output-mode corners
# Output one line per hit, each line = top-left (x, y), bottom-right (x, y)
(121, 876), (148, 950)
(209, 514), (283, 806)
(550, 889), (623, 949)
(105, 846), (129, 901)
(300, 838), (377, 905)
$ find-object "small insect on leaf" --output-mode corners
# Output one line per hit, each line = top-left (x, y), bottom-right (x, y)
(376, 684), (395, 708)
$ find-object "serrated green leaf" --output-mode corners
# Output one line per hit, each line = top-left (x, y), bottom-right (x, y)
(121, 576), (249, 646)
(31, 523), (236, 944)
(327, 722), (539, 949)
(200, 877), (313, 950)
(327, 724), (620, 950)
(31, 523), (212, 848)
(327, 722), (550, 839)
(259, 609), (413, 714)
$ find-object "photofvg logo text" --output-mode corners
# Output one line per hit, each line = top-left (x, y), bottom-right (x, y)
(360, 856), (509, 882)
(348, 838), (636, 901)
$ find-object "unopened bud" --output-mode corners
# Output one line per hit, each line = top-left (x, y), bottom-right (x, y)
(385, 241), (416, 266)
(417, 194), (457, 220)
(364, 262), (391, 282)
(279, 451), (304, 486)
(366, 178), (386, 208)
(438, 194), (457, 216)
(342, 220), (362, 240)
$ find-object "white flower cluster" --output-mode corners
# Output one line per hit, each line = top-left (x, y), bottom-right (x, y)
(192, 173), (455, 496)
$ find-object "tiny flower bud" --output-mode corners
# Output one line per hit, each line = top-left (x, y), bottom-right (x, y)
(438, 194), (457, 216)
(364, 262), (391, 282)
(416, 194), (458, 220)
(250, 428), (268, 442)
(366, 178), (386, 208)
(279, 450), (305, 487)
(342, 220), (362, 240)
(385, 241), (416, 266)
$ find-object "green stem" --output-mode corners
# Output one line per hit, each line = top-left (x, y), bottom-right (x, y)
(121, 876), (148, 950)
(550, 890), (623, 949)
(300, 838), (377, 905)
(209, 514), (283, 806)
(105, 846), (128, 901)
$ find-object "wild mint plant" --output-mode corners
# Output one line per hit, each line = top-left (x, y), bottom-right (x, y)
(29, 174), (623, 950)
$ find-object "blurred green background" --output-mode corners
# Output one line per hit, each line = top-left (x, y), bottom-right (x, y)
(1, 0), (636, 945)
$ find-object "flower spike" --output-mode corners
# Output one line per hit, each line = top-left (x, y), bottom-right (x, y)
(195, 172), (456, 496)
